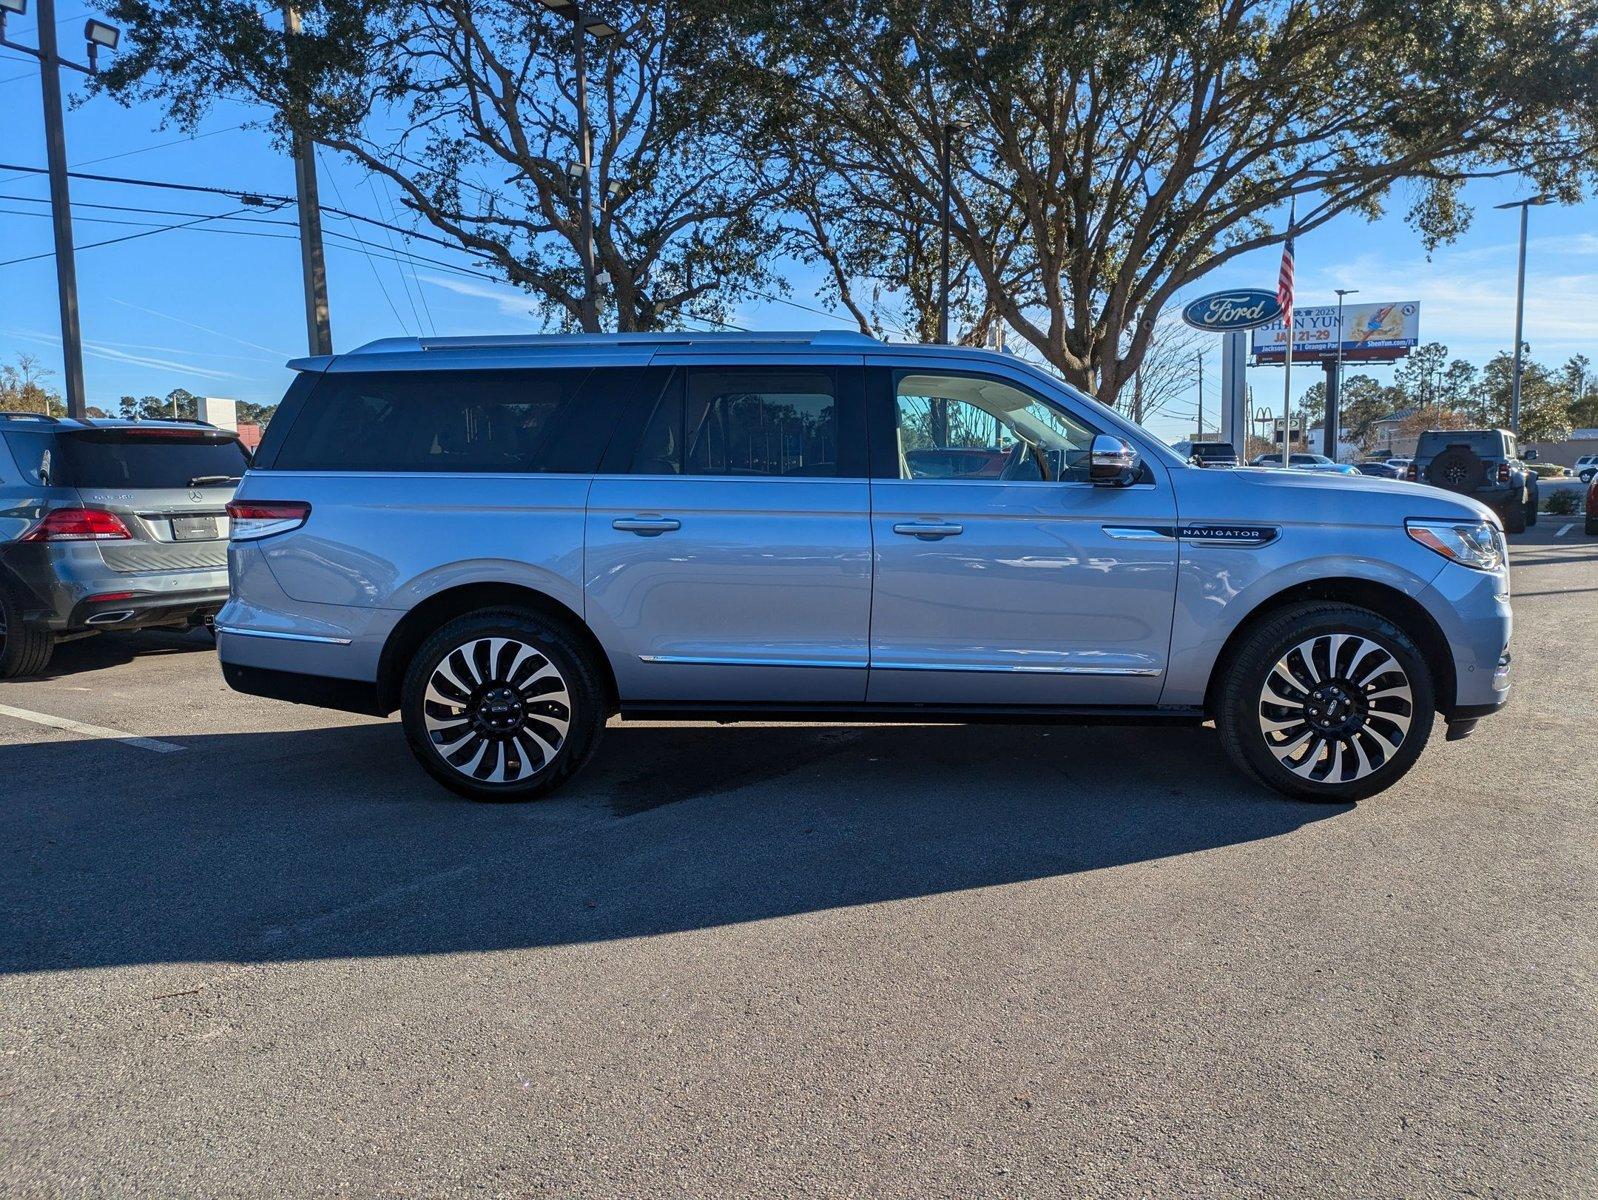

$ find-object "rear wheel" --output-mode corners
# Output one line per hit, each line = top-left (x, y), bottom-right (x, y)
(1525, 487), (1538, 526)
(1500, 496), (1527, 534)
(1216, 603), (1434, 803)
(0, 585), (53, 679)
(400, 609), (606, 802)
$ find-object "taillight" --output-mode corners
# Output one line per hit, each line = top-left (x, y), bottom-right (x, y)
(20, 508), (132, 542)
(227, 500), (310, 542)
(1496, 462), (1511, 485)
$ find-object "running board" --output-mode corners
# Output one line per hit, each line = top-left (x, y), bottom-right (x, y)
(618, 702), (1206, 727)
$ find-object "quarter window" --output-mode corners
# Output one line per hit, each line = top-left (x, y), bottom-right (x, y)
(273, 369), (594, 473)
(893, 372), (1095, 483)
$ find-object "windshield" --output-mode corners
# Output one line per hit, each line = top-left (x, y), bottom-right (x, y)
(9, 429), (250, 489)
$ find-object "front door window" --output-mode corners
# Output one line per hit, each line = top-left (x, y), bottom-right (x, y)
(893, 372), (1095, 483)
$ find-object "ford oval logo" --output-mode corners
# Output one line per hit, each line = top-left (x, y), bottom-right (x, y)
(1181, 289), (1284, 332)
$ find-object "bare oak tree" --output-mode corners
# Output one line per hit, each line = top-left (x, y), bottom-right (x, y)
(730, 0), (1598, 404)
(98, 0), (785, 332)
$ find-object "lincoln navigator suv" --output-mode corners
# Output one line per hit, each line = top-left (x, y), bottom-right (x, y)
(218, 333), (1513, 804)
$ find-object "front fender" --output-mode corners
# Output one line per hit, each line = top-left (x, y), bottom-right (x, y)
(1158, 531), (1448, 708)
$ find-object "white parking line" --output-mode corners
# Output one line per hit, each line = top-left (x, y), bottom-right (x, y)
(1556, 523), (1574, 538)
(0, 702), (183, 753)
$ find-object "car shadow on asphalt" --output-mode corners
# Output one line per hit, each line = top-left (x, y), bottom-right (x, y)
(17, 627), (215, 681)
(1, 719), (1349, 974)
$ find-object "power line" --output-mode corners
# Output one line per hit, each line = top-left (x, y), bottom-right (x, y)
(0, 204), (280, 267)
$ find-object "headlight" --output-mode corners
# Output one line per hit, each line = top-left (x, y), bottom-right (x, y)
(1405, 519), (1505, 571)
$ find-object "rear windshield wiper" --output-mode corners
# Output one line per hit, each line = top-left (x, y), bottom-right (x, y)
(188, 474), (242, 486)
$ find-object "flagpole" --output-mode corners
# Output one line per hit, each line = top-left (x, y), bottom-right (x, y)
(1281, 322), (1293, 467)
(1278, 199), (1296, 468)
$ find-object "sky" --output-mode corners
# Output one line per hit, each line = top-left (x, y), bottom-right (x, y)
(3, 7), (1595, 447)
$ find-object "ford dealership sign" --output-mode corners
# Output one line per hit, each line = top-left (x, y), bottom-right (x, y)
(1181, 289), (1284, 332)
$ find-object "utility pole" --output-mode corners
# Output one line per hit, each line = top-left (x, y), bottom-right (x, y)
(281, 1), (332, 356)
(1195, 351), (1204, 438)
(2, 0), (118, 417)
(34, 0), (85, 416)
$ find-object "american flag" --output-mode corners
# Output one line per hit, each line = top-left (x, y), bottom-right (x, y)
(1277, 199), (1296, 336)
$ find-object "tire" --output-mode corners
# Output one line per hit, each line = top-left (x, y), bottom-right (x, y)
(1587, 514), (1598, 536)
(1525, 490), (1538, 526)
(1424, 447), (1485, 493)
(400, 608), (606, 802)
(1501, 496), (1527, 534)
(1215, 602), (1435, 803)
(0, 584), (53, 679)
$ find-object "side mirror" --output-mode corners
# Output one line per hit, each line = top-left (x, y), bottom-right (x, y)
(1523, 448), (1538, 461)
(1089, 434), (1141, 487)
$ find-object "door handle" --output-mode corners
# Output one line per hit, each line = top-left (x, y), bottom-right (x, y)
(892, 521), (964, 540)
(613, 516), (681, 536)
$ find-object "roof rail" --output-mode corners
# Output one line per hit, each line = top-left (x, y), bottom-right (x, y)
(343, 330), (884, 356)
(0, 410), (62, 423)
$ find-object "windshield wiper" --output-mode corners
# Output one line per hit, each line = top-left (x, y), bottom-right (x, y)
(188, 474), (241, 486)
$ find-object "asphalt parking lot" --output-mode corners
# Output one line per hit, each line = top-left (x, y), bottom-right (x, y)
(2, 522), (1594, 1198)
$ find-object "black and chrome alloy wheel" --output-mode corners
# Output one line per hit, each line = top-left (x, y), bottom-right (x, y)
(1258, 633), (1413, 784)
(401, 609), (605, 802)
(1216, 601), (1435, 802)
(423, 635), (572, 784)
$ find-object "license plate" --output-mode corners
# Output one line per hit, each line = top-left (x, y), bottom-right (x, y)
(172, 516), (220, 542)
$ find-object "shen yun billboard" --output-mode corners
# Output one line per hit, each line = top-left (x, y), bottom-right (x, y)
(1252, 300), (1420, 364)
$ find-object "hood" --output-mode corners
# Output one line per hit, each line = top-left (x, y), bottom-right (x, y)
(1172, 464), (1501, 528)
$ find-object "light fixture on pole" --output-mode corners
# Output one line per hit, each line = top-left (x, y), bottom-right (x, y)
(83, 18), (118, 70)
(1494, 194), (1553, 437)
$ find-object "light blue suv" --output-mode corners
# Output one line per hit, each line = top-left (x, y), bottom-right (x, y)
(218, 333), (1512, 804)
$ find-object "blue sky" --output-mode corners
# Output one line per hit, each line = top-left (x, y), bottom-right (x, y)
(3, 9), (1594, 446)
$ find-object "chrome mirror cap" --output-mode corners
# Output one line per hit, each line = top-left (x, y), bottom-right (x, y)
(1089, 434), (1141, 486)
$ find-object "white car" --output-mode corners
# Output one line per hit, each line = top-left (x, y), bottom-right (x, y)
(1574, 455), (1598, 484)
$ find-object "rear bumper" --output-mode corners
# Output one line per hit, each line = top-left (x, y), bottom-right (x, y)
(1, 542), (228, 632)
(220, 662), (388, 717)
(67, 587), (227, 632)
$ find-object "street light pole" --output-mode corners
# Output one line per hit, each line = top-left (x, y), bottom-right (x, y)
(572, 13), (598, 331)
(1196, 351), (1203, 438)
(1329, 287), (1357, 460)
(1495, 194), (1552, 437)
(538, 0), (614, 331)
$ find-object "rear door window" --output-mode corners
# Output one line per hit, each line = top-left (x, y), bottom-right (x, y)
(625, 367), (841, 478)
(272, 368), (624, 473)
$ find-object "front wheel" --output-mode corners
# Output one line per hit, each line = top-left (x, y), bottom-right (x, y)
(1216, 603), (1435, 802)
(400, 609), (607, 802)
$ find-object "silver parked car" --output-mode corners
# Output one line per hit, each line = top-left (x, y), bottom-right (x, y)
(0, 413), (245, 676)
(218, 332), (1512, 804)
